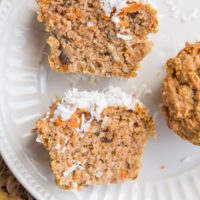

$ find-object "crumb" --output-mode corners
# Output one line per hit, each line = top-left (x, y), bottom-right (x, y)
(160, 165), (166, 170)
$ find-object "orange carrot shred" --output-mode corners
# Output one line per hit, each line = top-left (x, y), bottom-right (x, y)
(85, 131), (93, 137)
(68, 117), (79, 128)
(120, 169), (127, 180)
(137, 106), (145, 114)
(119, 20), (130, 28)
(123, 20), (129, 28)
(75, 7), (82, 17)
(101, 12), (110, 21)
(55, 118), (66, 127)
(41, 0), (49, 4)
(120, 3), (142, 16)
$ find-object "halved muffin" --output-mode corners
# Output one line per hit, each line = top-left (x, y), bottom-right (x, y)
(35, 87), (155, 190)
(37, 0), (158, 77)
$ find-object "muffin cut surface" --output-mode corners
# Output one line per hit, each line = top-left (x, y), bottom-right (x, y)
(35, 87), (155, 190)
(162, 42), (200, 145)
(37, 0), (158, 77)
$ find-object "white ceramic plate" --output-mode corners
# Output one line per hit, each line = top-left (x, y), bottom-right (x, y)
(0, 0), (200, 199)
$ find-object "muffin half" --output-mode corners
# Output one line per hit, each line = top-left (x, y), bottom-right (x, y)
(35, 87), (155, 190)
(37, 0), (158, 77)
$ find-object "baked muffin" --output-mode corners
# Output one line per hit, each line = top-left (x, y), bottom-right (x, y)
(162, 42), (200, 145)
(35, 87), (155, 190)
(36, 0), (158, 78)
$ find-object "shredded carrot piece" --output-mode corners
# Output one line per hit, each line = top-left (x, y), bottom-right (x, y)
(120, 169), (127, 180)
(137, 106), (145, 114)
(123, 20), (129, 28)
(113, 62), (123, 68)
(120, 3), (142, 16)
(73, 173), (83, 182)
(101, 12), (110, 21)
(85, 131), (93, 137)
(68, 14), (77, 20)
(41, 0), (49, 4)
(119, 20), (130, 28)
(55, 118), (66, 127)
(67, 162), (73, 167)
(68, 117), (79, 128)
(66, 6), (83, 20)
(75, 7), (82, 17)
(74, 39), (82, 46)
(88, 25), (97, 32)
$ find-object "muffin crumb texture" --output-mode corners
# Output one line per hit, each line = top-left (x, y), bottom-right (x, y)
(36, 0), (158, 77)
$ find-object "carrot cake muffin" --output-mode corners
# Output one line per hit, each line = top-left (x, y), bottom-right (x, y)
(35, 86), (155, 190)
(162, 42), (200, 145)
(36, 0), (158, 78)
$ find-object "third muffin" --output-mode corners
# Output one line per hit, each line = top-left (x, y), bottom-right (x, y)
(162, 42), (200, 145)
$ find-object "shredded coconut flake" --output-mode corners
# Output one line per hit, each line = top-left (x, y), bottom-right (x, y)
(101, 116), (109, 128)
(52, 86), (141, 121)
(55, 144), (61, 150)
(100, 0), (128, 17)
(111, 16), (121, 24)
(71, 181), (78, 189)
(36, 136), (42, 143)
(61, 147), (67, 153)
(100, 0), (144, 17)
(87, 21), (94, 27)
(51, 86), (142, 133)
(95, 171), (103, 178)
(117, 33), (133, 40)
(43, 111), (50, 120)
(63, 163), (83, 177)
(100, 0), (148, 38)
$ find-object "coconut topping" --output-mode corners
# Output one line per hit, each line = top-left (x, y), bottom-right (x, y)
(100, 0), (145, 17)
(100, 0), (147, 40)
(87, 21), (94, 27)
(51, 86), (142, 124)
(117, 33), (133, 40)
(63, 162), (84, 177)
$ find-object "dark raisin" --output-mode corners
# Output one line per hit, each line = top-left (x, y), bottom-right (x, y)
(59, 50), (71, 65)
(100, 137), (112, 143)
(87, 3), (93, 8)
(93, 131), (100, 136)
